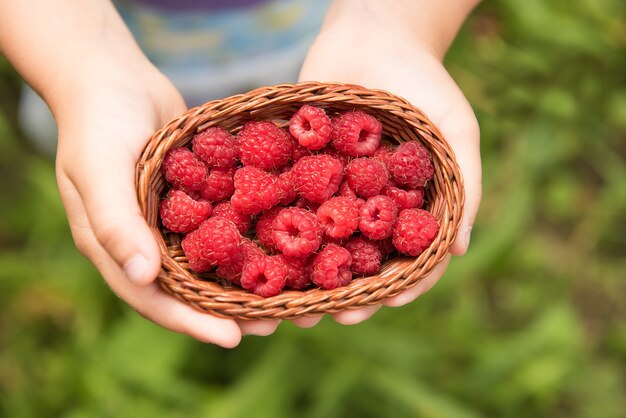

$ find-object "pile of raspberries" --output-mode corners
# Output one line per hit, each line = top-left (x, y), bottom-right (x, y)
(159, 105), (439, 297)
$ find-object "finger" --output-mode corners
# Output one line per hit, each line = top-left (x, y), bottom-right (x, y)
(238, 320), (281, 336)
(58, 177), (242, 348)
(291, 315), (324, 328)
(332, 304), (381, 326)
(383, 255), (450, 307)
(61, 137), (162, 286)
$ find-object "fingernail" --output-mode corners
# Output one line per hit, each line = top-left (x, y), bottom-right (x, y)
(465, 226), (473, 249)
(124, 253), (149, 284)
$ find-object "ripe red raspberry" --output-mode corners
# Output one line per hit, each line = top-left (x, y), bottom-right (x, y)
(159, 189), (212, 234)
(320, 145), (351, 167)
(216, 238), (265, 285)
(393, 209), (439, 256)
(255, 206), (283, 252)
(277, 170), (298, 205)
(272, 207), (322, 258)
(162, 147), (208, 192)
(291, 138), (314, 162)
(388, 141), (434, 188)
(346, 157), (389, 198)
(289, 105), (332, 150)
(310, 244), (353, 290)
(276, 254), (312, 290)
(212, 200), (252, 234)
(181, 217), (242, 272)
(293, 197), (321, 212)
(376, 237), (396, 257)
(373, 143), (394, 168)
(359, 195), (399, 240)
(236, 121), (292, 171)
(198, 167), (235, 202)
(231, 166), (281, 215)
(240, 255), (287, 297)
(292, 154), (344, 203)
(330, 110), (382, 157)
(192, 126), (237, 168)
(316, 197), (360, 239)
(381, 184), (425, 210)
(345, 237), (382, 275)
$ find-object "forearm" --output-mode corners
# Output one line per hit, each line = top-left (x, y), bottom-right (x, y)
(0, 0), (150, 114)
(324, 0), (481, 59)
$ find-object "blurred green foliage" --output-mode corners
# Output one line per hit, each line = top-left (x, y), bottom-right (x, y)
(1, 1), (625, 417)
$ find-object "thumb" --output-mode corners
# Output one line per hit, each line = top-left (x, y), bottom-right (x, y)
(65, 140), (161, 286)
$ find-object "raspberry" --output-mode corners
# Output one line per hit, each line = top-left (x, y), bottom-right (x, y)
(381, 184), (425, 210)
(310, 244), (353, 290)
(393, 208), (439, 256)
(231, 166), (281, 215)
(387, 141), (434, 188)
(346, 157), (389, 198)
(316, 197), (360, 239)
(216, 238), (265, 285)
(276, 254), (312, 290)
(255, 206), (283, 252)
(293, 197), (321, 213)
(338, 180), (358, 201)
(277, 170), (298, 205)
(181, 217), (242, 272)
(240, 255), (287, 297)
(212, 200), (252, 234)
(162, 147), (208, 192)
(292, 154), (344, 203)
(236, 121), (292, 171)
(330, 110), (382, 157)
(320, 145), (351, 167)
(192, 127), (237, 168)
(272, 207), (322, 258)
(289, 105), (332, 150)
(373, 143), (394, 168)
(359, 195), (398, 240)
(291, 138), (314, 163)
(345, 237), (382, 275)
(159, 189), (212, 234)
(198, 167), (235, 202)
(376, 237), (396, 257)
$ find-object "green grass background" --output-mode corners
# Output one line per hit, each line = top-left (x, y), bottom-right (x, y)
(1, 1), (625, 417)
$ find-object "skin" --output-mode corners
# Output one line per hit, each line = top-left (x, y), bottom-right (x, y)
(0, 0), (481, 345)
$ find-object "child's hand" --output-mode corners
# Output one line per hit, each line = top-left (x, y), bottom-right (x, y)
(293, 0), (482, 327)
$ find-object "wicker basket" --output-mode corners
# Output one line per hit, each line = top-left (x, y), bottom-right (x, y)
(135, 82), (464, 320)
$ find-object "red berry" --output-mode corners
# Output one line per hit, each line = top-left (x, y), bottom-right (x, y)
(212, 200), (252, 234)
(292, 154), (344, 203)
(272, 207), (322, 258)
(198, 167), (235, 202)
(236, 121), (292, 171)
(216, 238), (265, 285)
(316, 196), (360, 239)
(345, 237), (382, 275)
(359, 195), (398, 240)
(387, 141), (434, 188)
(192, 127), (237, 168)
(293, 197), (321, 212)
(330, 110), (382, 157)
(289, 105), (332, 150)
(393, 208), (439, 256)
(346, 157), (389, 198)
(310, 244), (352, 290)
(276, 254), (312, 290)
(277, 170), (298, 205)
(373, 143), (394, 168)
(159, 189), (212, 234)
(255, 206), (283, 252)
(162, 147), (207, 192)
(381, 184), (425, 210)
(240, 255), (287, 297)
(231, 166), (281, 215)
(320, 145), (351, 167)
(181, 217), (242, 272)
(291, 137), (314, 162)
(376, 237), (396, 257)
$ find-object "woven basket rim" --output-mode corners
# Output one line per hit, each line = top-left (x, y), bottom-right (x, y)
(136, 81), (464, 320)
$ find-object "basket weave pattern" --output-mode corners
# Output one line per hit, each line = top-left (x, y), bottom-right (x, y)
(136, 82), (464, 320)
